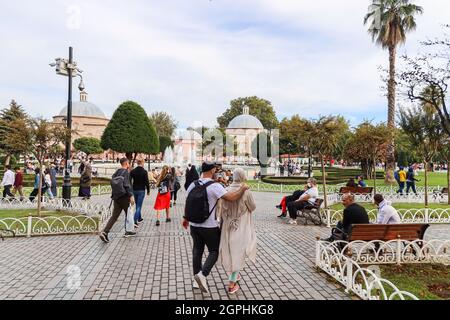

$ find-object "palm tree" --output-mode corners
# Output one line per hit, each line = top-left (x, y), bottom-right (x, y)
(364, 0), (423, 182)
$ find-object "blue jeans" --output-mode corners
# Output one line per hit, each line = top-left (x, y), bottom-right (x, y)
(133, 190), (146, 223)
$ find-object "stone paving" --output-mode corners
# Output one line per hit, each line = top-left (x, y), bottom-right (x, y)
(0, 190), (448, 300)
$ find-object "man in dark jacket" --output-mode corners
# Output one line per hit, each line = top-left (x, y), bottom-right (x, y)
(130, 159), (150, 225)
(100, 158), (135, 243)
(322, 193), (369, 242)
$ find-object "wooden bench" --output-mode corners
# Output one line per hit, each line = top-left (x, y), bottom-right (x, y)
(339, 187), (374, 195)
(347, 223), (429, 242)
(297, 199), (324, 226)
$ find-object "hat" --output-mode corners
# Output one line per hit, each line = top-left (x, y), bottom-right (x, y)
(201, 161), (216, 173)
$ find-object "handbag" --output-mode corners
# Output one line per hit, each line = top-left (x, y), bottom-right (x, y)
(158, 181), (169, 195)
(125, 204), (136, 232)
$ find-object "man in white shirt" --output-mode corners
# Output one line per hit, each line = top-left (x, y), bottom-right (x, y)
(287, 178), (319, 225)
(1, 165), (15, 198)
(374, 194), (401, 224)
(182, 162), (249, 293)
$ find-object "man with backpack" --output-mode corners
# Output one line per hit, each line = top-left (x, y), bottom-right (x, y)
(99, 157), (136, 243)
(182, 161), (249, 293)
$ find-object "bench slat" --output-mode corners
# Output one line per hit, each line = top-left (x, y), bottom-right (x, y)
(348, 223), (429, 241)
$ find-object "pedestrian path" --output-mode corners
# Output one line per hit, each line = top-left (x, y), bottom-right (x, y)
(0, 190), (447, 300)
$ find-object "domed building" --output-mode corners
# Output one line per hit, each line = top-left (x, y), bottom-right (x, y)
(53, 90), (109, 142)
(225, 106), (265, 156)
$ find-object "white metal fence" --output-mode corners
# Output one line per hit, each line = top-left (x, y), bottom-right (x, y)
(315, 239), (450, 300)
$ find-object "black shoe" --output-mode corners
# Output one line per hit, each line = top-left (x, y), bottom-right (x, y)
(99, 232), (109, 243)
(138, 218), (144, 223)
(124, 231), (137, 238)
(156, 220), (160, 226)
(276, 205), (282, 210)
(166, 218), (172, 223)
(277, 213), (287, 218)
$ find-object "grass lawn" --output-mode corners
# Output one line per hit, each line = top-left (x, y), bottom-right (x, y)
(0, 209), (99, 235)
(329, 203), (450, 210)
(378, 264), (450, 300)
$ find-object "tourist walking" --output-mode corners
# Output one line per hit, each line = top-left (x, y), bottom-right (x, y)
(29, 168), (48, 202)
(154, 165), (172, 226)
(395, 167), (407, 195)
(50, 164), (58, 197)
(13, 167), (24, 200)
(374, 194), (401, 224)
(170, 167), (181, 206)
(406, 167), (419, 195)
(78, 162), (92, 200)
(99, 158), (136, 243)
(130, 159), (150, 225)
(184, 165), (199, 190)
(217, 168), (256, 294)
(1, 165), (15, 198)
(182, 162), (249, 293)
(44, 168), (55, 199)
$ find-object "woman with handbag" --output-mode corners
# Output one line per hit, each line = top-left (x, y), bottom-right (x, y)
(153, 165), (172, 226)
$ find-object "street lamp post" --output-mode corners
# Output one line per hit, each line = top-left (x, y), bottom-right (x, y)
(50, 47), (83, 201)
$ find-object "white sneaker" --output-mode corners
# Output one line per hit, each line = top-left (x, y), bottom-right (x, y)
(288, 219), (298, 225)
(193, 280), (199, 289)
(194, 272), (209, 293)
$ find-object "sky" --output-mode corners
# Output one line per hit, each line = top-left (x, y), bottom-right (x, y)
(0, 0), (448, 129)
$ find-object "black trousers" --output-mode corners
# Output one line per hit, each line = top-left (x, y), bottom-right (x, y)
(3, 185), (14, 198)
(103, 196), (130, 233)
(288, 201), (310, 219)
(190, 226), (221, 277)
(29, 187), (48, 202)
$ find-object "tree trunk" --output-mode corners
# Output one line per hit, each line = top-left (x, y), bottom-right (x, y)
(385, 45), (397, 184)
(321, 155), (328, 209)
(4, 154), (11, 166)
(447, 162), (450, 205)
(37, 163), (45, 217)
(373, 156), (377, 195)
(131, 152), (137, 167)
(424, 161), (429, 208)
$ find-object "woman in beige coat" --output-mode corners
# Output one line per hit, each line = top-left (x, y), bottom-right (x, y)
(217, 168), (256, 294)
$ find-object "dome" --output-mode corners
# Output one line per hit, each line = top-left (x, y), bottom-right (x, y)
(57, 91), (106, 119)
(227, 106), (263, 129)
(58, 102), (106, 118)
(174, 129), (202, 141)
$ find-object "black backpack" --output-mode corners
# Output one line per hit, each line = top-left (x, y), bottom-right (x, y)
(111, 169), (127, 200)
(185, 180), (218, 223)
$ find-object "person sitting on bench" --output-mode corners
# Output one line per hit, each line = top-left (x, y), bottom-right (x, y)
(322, 193), (369, 241)
(287, 178), (319, 225)
(275, 188), (306, 218)
(374, 194), (401, 224)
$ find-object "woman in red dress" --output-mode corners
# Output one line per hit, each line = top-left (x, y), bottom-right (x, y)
(154, 166), (173, 226)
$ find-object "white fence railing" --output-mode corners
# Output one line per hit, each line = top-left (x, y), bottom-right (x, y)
(326, 192), (449, 205)
(315, 239), (450, 300)
(18, 185), (112, 197)
(0, 198), (111, 237)
(321, 208), (450, 227)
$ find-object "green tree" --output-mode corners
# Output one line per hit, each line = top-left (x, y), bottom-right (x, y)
(344, 122), (393, 194)
(149, 111), (177, 137)
(217, 96), (279, 129)
(0, 100), (29, 165)
(73, 137), (103, 157)
(6, 117), (71, 215)
(364, 0), (423, 183)
(101, 101), (159, 163)
(159, 136), (174, 154)
(398, 105), (443, 206)
(310, 116), (349, 209)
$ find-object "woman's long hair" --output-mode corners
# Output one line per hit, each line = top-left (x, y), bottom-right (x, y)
(157, 165), (169, 187)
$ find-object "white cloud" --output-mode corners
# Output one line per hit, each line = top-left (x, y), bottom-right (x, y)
(0, 0), (449, 128)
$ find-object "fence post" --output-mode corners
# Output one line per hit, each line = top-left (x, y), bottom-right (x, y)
(98, 185), (101, 196)
(257, 182), (260, 192)
(327, 209), (331, 228)
(280, 184), (283, 194)
(396, 237), (402, 265)
(424, 208), (429, 223)
(345, 259), (353, 293)
(27, 214), (32, 238)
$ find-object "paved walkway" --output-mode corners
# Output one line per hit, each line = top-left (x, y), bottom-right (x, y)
(0, 190), (448, 300)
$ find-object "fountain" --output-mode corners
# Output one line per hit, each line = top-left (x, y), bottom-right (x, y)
(174, 144), (184, 166)
(163, 146), (174, 164)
